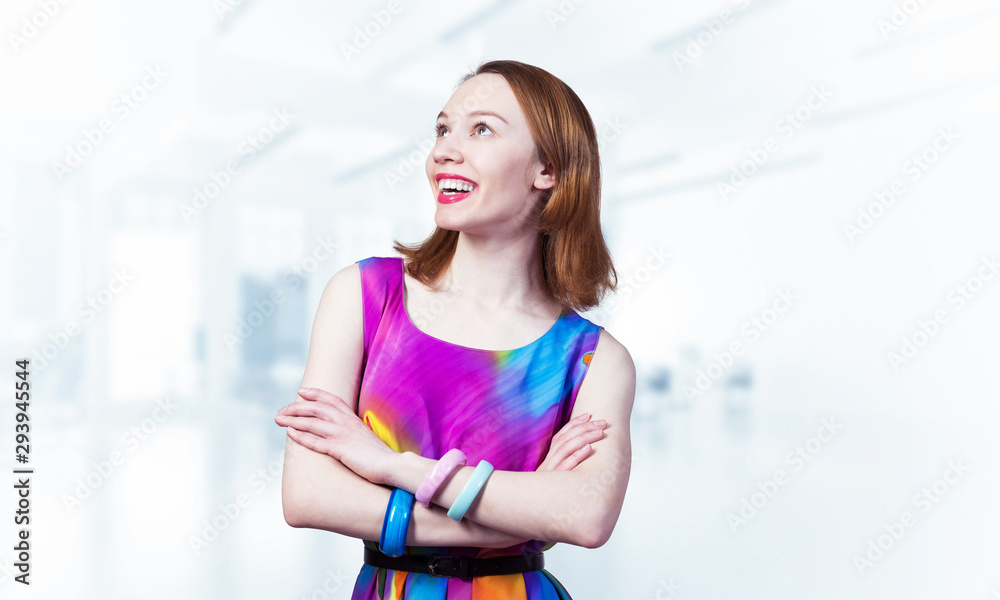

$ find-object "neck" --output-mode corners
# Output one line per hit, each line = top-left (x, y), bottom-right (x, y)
(440, 229), (555, 314)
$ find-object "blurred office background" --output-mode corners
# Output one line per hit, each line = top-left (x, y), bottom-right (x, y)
(1, 1), (999, 598)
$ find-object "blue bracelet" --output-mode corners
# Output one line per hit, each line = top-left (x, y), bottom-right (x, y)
(447, 460), (494, 521)
(379, 487), (415, 557)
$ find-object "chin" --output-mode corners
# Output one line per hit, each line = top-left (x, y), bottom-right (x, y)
(433, 213), (464, 231)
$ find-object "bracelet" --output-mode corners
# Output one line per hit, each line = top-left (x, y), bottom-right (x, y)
(447, 460), (494, 522)
(379, 487), (415, 557)
(415, 448), (467, 508)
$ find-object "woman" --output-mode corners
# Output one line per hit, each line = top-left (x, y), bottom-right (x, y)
(275, 59), (636, 599)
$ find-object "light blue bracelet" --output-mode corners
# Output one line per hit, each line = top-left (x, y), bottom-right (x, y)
(447, 460), (494, 521)
(379, 487), (415, 557)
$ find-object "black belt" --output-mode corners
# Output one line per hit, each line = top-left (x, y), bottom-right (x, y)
(363, 546), (544, 580)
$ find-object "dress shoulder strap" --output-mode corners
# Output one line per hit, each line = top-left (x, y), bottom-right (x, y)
(558, 314), (605, 428)
(355, 256), (404, 367)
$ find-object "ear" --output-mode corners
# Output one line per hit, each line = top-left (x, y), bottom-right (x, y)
(533, 161), (556, 191)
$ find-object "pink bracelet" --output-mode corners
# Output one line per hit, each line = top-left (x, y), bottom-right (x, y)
(415, 448), (467, 508)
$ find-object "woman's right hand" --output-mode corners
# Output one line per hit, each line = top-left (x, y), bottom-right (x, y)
(536, 413), (607, 472)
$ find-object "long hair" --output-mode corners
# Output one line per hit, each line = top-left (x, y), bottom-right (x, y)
(392, 59), (617, 313)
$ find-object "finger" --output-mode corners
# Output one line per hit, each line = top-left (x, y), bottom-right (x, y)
(278, 401), (340, 421)
(286, 427), (330, 454)
(274, 414), (336, 438)
(550, 420), (591, 445)
(556, 444), (593, 470)
(550, 444), (592, 471)
(551, 414), (601, 442)
(552, 427), (604, 463)
(552, 420), (605, 449)
(543, 434), (591, 470)
(297, 387), (351, 412)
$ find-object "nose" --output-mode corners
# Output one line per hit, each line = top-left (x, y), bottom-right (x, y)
(430, 133), (463, 165)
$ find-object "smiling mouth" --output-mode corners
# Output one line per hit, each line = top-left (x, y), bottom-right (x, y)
(438, 178), (477, 194)
(437, 178), (477, 203)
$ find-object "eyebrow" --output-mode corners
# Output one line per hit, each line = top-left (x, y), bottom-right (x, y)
(436, 110), (509, 125)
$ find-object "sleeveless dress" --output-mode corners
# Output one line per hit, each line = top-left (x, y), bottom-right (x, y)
(349, 256), (603, 600)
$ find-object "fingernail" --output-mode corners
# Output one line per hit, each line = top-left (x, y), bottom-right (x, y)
(577, 413), (590, 420)
(298, 387), (309, 394)
(592, 419), (606, 427)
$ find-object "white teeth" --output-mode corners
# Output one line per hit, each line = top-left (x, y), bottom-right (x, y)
(439, 178), (476, 192)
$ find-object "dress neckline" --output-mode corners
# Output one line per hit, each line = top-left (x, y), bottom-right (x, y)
(396, 257), (567, 354)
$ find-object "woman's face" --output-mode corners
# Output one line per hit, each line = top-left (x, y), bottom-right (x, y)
(425, 73), (555, 237)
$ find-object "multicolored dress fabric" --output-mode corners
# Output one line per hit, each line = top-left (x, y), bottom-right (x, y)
(349, 256), (603, 600)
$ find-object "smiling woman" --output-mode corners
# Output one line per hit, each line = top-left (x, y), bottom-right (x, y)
(276, 59), (635, 600)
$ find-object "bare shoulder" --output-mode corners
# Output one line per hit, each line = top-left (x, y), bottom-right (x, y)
(590, 328), (637, 384)
(312, 261), (363, 346)
(298, 262), (365, 413)
(320, 262), (362, 307)
(570, 326), (636, 422)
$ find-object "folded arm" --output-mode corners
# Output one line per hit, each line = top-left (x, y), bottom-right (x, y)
(281, 263), (636, 550)
(282, 432), (530, 547)
(280, 263), (528, 548)
(386, 328), (636, 549)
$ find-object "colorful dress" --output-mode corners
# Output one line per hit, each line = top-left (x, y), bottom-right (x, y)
(349, 256), (603, 600)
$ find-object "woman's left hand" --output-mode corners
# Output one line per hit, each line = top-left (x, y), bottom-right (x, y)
(274, 387), (397, 485)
